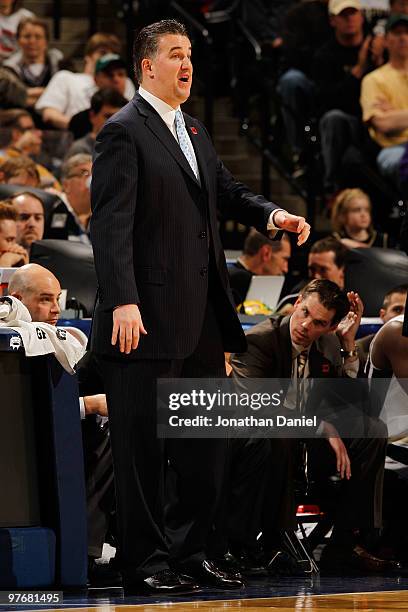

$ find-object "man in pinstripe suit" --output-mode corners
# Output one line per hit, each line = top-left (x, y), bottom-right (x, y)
(90, 19), (310, 594)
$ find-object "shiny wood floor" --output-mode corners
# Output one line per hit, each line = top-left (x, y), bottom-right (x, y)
(21, 590), (408, 612)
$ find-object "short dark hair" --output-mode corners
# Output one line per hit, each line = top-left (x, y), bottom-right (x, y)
(382, 284), (408, 309)
(243, 228), (289, 256)
(299, 279), (349, 325)
(17, 17), (49, 41)
(133, 19), (189, 84)
(310, 237), (348, 270)
(90, 88), (128, 114)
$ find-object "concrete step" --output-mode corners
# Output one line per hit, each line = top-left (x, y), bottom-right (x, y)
(221, 153), (261, 176)
(25, 0), (116, 18)
(214, 136), (250, 155)
(213, 117), (240, 138)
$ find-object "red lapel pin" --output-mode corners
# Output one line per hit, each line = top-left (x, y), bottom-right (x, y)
(190, 127), (198, 135)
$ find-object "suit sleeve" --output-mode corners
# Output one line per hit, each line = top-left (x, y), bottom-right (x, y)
(215, 157), (279, 233)
(90, 121), (140, 310)
(231, 333), (276, 381)
(197, 121), (280, 235)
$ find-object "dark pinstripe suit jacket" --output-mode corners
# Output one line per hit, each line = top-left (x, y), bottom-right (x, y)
(90, 93), (279, 359)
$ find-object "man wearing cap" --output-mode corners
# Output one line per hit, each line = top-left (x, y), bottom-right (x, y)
(312, 0), (375, 196)
(361, 14), (408, 186)
(36, 49), (135, 129)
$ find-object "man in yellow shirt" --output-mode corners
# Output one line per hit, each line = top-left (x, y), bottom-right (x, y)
(361, 14), (408, 185)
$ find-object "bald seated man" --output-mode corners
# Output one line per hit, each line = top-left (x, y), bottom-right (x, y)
(8, 264), (105, 417)
(8, 264), (118, 586)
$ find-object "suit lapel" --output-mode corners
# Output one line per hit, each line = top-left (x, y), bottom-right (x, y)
(183, 114), (210, 193)
(133, 95), (201, 187)
(277, 316), (293, 378)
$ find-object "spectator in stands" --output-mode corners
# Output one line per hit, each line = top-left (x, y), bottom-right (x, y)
(278, 0), (331, 161)
(357, 283), (407, 365)
(68, 58), (133, 140)
(228, 230), (291, 306)
(0, 0), (34, 62)
(7, 263), (119, 587)
(11, 191), (44, 251)
(35, 34), (135, 130)
(3, 17), (63, 108)
(231, 279), (395, 574)
(0, 155), (40, 187)
(289, 237), (348, 298)
(65, 89), (127, 159)
(308, 237), (348, 288)
(0, 108), (60, 188)
(241, 0), (297, 50)
(361, 14), (408, 187)
(312, 0), (375, 195)
(43, 154), (91, 243)
(331, 188), (390, 248)
(0, 198), (28, 265)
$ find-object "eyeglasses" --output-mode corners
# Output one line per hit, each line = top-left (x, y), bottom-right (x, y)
(67, 169), (92, 179)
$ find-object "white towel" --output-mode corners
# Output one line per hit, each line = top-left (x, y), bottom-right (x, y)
(0, 296), (86, 374)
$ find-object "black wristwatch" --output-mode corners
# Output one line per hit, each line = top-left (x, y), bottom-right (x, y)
(340, 346), (358, 359)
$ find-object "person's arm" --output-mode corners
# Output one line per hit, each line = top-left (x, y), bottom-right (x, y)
(360, 72), (408, 136)
(371, 108), (408, 135)
(335, 291), (363, 378)
(83, 394), (108, 417)
(371, 319), (408, 379)
(230, 322), (276, 380)
(90, 121), (146, 354)
(211, 141), (310, 244)
(35, 71), (70, 129)
(0, 244), (29, 267)
(26, 86), (45, 106)
(41, 107), (70, 130)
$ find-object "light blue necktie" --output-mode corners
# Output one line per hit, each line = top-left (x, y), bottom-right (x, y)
(175, 109), (200, 181)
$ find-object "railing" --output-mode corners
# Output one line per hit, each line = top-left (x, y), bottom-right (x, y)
(169, 0), (214, 135)
(231, 18), (319, 221)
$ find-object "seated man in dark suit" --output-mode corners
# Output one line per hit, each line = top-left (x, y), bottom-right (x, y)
(228, 229), (291, 307)
(231, 279), (397, 573)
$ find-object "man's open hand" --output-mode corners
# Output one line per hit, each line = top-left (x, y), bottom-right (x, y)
(322, 421), (351, 480)
(273, 211), (311, 246)
(112, 304), (147, 354)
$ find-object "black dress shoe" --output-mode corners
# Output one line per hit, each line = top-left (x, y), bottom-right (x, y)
(351, 545), (402, 573)
(182, 560), (244, 589)
(124, 569), (200, 595)
(320, 543), (402, 575)
(225, 551), (267, 577)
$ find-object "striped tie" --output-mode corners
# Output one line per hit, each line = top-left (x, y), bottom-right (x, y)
(297, 350), (308, 380)
(175, 109), (200, 181)
(297, 350), (308, 412)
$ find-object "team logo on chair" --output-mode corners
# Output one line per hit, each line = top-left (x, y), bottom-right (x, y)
(190, 127), (198, 135)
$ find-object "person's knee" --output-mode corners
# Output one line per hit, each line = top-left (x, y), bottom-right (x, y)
(377, 146), (405, 182)
(320, 109), (350, 132)
(278, 69), (314, 97)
